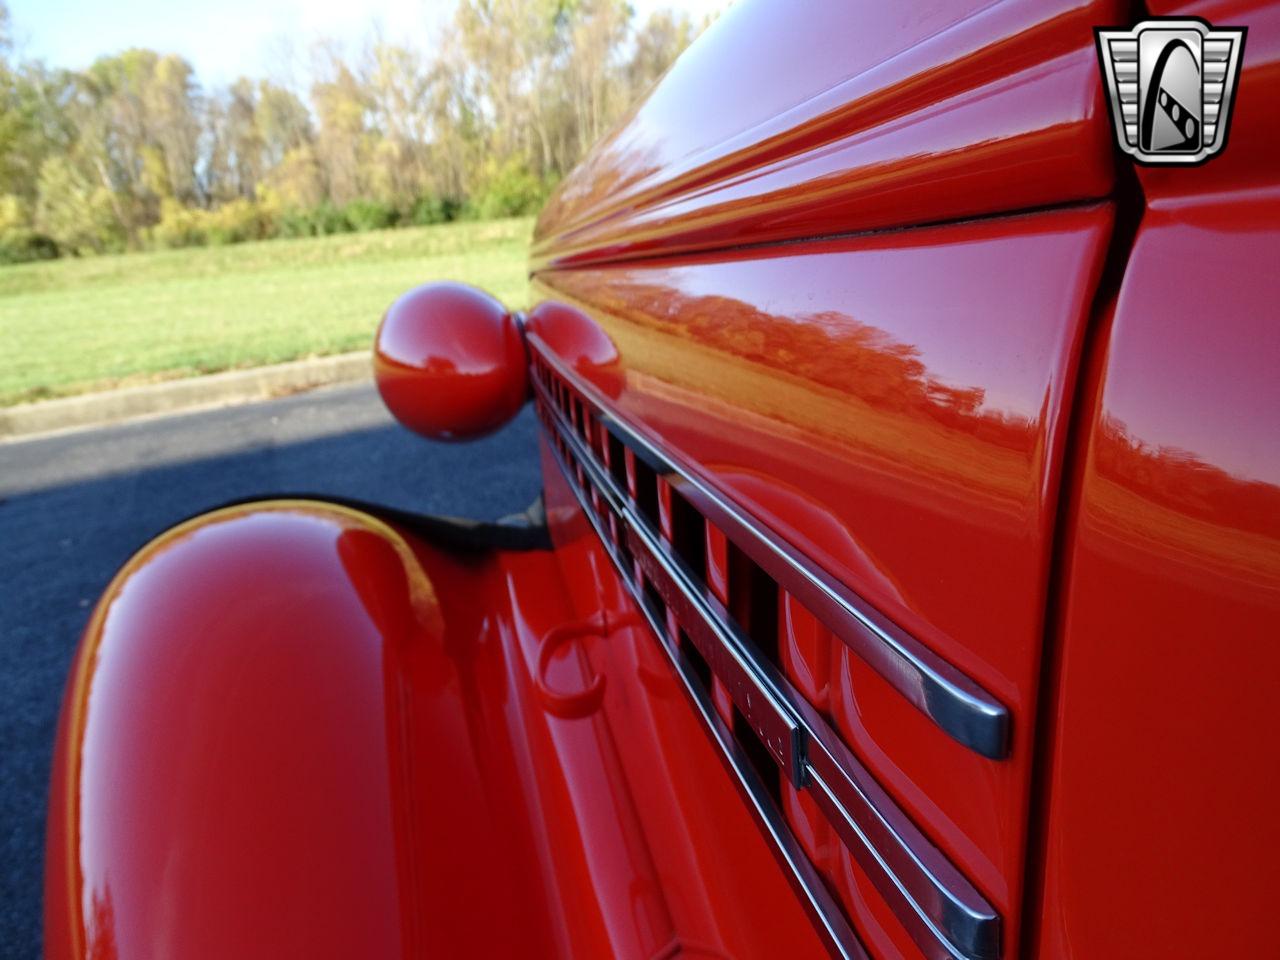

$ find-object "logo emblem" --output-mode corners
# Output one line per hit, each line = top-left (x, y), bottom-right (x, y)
(1096, 18), (1246, 164)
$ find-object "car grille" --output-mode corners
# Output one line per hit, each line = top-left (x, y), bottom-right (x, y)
(529, 335), (1004, 960)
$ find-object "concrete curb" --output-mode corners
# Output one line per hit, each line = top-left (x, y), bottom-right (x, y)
(0, 352), (372, 441)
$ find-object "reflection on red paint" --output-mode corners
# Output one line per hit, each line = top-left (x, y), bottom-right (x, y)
(535, 0), (1120, 267)
(531, 203), (1113, 957)
(46, 501), (829, 960)
(1036, 185), (1280, 960)
(374, 282), (527, 441)
(84, 888), (116, 960)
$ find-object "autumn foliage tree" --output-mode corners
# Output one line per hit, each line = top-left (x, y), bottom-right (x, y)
(0, 0), (699, 262)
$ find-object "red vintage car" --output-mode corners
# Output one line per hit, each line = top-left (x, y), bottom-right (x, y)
(44, 1), (1278, 958)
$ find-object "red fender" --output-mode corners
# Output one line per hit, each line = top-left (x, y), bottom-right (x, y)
(45, 499), (827, 959)
(44, 501), (586, 960)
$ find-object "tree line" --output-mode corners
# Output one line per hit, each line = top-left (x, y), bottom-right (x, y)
(0, 0), (697, 263)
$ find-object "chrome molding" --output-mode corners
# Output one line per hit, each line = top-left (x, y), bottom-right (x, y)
(536, 399), (867, 960)
(528, 335), (1010, 760)
(530, 356), (1002, 960)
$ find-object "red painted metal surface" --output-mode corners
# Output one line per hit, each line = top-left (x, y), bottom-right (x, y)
(374, 281), (527, 440)
(45, 0), (1280, 956)
(1030, 3), (1280, 954)
(1033, 193), (1280, 960)
(540, 458), (843, 959)
(530, 203), (1114, 958)
(45, 502), (828, 959)
(532, 0), (1122, 269)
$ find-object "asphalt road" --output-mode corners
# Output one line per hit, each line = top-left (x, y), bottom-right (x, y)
(0, 383), (541, 959)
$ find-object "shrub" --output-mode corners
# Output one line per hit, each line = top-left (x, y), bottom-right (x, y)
(309, 200), (353, 236)
(343, 198), (397, 232)
(0, 228), (59, 264)
(150, 198), (276, 249)
(274, 207), (316, 238)
(151, 198), (207, 249)
(407, 195), (460, 226)
(271, 201), (356, 238)
(0, 195), (59, 262)
(205, 199), (273, 245)
(465, 160), (552, 221)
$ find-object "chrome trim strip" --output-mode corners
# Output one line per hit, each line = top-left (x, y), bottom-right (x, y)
(626, 518), (807, 785)
(805, 739), (998, 960)
(536, 409), (868, 960)
(527, 333), (1009, 760)
(532, 373), (1002, 960)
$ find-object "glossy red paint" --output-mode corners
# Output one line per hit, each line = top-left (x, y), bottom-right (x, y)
(523, 300), (625, 400)
(540, 458), (843, 959)
(45, 501), (828, 959)
(45, 0), (1280, 956)
(530, 202), (1114, 958)
(1034, 202), (1280, 959)
(532, 0), (1122, 269)
(373, 281), (527, 440)
(1031, 51), (1280, 960)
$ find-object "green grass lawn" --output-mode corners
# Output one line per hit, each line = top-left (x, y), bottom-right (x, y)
(0, 217), (533, 406)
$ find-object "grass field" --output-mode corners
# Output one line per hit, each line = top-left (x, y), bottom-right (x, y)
(0, 217), (533, 406)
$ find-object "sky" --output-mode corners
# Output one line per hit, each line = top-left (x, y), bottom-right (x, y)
(8, 0), (730, 87)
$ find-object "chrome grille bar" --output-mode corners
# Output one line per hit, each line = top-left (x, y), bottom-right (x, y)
(528, 336), (1010, 759)
(530, 350), (1002, 960)
(535, 397), (867, 960)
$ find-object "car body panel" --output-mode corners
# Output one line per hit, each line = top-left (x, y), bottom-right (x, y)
(1029, 4), (1280, 941)
(1034, 194), (1280, 960)
(45, 501), (828, 959)
(529, 202), (1113, 958)
(44, 0), (1280, 956)
(533, 0), (1122, 268)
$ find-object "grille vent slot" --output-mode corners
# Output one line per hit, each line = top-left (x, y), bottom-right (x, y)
(529, 341), (1002, 960)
